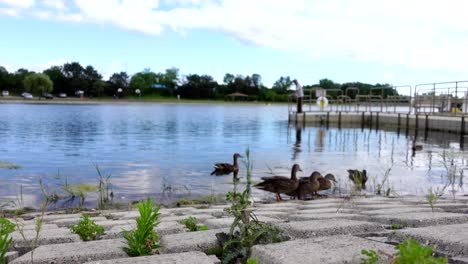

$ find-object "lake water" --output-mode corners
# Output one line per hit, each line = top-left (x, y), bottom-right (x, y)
(0, 103), (466, 207)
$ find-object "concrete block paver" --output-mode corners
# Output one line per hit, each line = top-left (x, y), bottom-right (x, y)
(251, 235), (396, 264)
(160, 214), (214, 223)
(103, 221), (187, 239)
(51, 217), (108, 227)
(274, 219), (386, 239)
(11, 239), (127, 264)
(160, 228), (228, 253)
(288, 213), (368, 222)
(359, 207), (443, 215)
(370, 212), (468, 227)
(84, 251), (215, 264)
(203, 216), (282, 229)
(11, 228), (80, 249)
(389, 223), (468, 257)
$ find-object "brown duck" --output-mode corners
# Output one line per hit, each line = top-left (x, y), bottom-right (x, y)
(255, 164), (301, 202)
(211, 153), (243, 176)
(317, 173), (337, 195)
(347, 169), (367, 189)
(287, 171), (321, 200)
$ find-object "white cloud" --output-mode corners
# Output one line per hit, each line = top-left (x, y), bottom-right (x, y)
(42, 0), (66, 10)
(3, 0), (468, 72)
(0, 7), (20, 16)
(0, 0), (35, 8)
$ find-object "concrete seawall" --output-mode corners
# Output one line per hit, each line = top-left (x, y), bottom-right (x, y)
(289, 112), (467, 134)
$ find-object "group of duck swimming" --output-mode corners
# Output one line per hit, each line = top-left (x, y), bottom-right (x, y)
(211, 153), (368, 202)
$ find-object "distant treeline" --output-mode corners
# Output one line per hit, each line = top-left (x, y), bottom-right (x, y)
(0, 62), (398, 101)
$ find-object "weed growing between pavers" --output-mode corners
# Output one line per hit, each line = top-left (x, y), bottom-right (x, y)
(440, 149), (465, 200)
(121, 197), (161, 256)
(0, 218), (15, 264)
(426, 186), (445, 212)
(361, 249), (379, 264)
(70, 215), (105, 241)
(95, 165), (113, 210)
(361, 239), (448, 264)
(14, 177), (50, 263)
(179, 216), (209, 232)
(390, 223), (406, 230)
(213, 148), (288, 264)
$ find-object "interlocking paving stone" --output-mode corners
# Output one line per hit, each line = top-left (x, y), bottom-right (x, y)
(273, 219), (386, 239)
(351, 203), (409, 210)
(203, 216), (282, 229)
(302, 198), (344, 204)
(252, 207), (299, 213)
(254, 202), (303, 209)
(253, 211), (290, 219)
(251, 235), (396, 264)
(103, 221), (187, 239)
(11, 228), (80, 250)
(51, 217), (108, 227)
(41, 213), (83, 222)
(163, 207), (197, 215)
(294, 208), (356, 214)
(16, 223), (59, 230)
(359, 207), (443, 215)
(10, 239), (127, 264)
(189, 208), (227, 217)
(160, 228), (228, 253)
(93, 219), (135, 230)
(287, 213), (368, 222)
(160, 214), (214, 223)
(6, 251), (19, 262)
(84, 251), (215, 264)
(389, 223), (468, 257)
(369, 212), (468, 227)
(301, 203), (343, 210)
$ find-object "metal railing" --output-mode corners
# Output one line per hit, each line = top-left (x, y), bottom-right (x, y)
(288, 81), (468, 116)
(288, 85), (413, 114)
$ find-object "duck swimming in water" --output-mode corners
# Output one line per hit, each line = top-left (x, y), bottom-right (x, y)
(211, 153), (243, 176)
(255, 164), (301, 202)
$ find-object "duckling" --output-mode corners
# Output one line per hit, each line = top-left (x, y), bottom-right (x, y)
(211, 153), (243, 176)
(348, 169), (367, 189)
(255, 164), (301, 202)
(289, 171), (321, 200)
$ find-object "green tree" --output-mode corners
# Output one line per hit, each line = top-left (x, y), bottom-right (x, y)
(272, 76), (292, 94)
(0, 66), (12, 92)
(11, 68), (34, 94)
(23, 73), (53, 95)
(178, 74), (217, 99)
(63, 62), (86, 95)
(161, 67), (179, 96)
(129, 70), (158, 95)
(223, 73), (235, 84)
(109, 72), (129, 96)
(43, 66), (66, 94)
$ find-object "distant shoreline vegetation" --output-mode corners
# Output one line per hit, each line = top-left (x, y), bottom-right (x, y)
(0, 62), (398, 102)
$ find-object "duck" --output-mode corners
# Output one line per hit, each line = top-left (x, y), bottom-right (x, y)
(317, 173), (337, 191)
(255, 164), (301, 202)
(211, 153), (243, 176)
(287, 171), (321, 200)
(347, 169), (367, 189)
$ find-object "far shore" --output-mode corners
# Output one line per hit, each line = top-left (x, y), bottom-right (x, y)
(0, 96), (286, 106)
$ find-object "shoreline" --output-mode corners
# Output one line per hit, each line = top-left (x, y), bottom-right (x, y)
(0, 97), (285, 106)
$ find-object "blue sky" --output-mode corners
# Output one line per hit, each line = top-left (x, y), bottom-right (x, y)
(1, 0), (468, 95)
